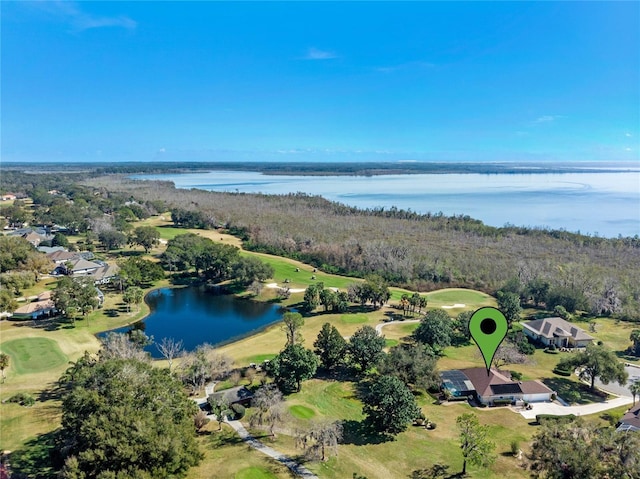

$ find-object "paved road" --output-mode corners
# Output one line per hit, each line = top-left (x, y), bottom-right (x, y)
(226, 420), (319, 479)
(594, 364), (640, 397)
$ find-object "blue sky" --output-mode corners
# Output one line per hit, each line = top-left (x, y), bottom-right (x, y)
(2, 1), (639, 163)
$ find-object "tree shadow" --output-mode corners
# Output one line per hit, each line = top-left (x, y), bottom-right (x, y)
(384, 311), (409, 321)
(341, 420), (392, 445)
(104, 308), (120, 317)
(542, 377), (608, 404)
(9, 430), (62, 479)
(37, 383), (66, 402)
(615, 350), (639, 362)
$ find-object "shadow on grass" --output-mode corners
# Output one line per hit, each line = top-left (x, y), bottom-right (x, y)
(9, 430), (62, 479)
(542, 377), (608, 404)
(104, 308), (120, 318)
(410, 464), (466, 479)
(206, 429), (245, 448)
(341, 420), (393, 445)
(615, 350), (640, 362)
(37, 384), (66, 402)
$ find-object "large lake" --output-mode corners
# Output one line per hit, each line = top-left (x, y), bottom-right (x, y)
(102, 287), (285, 358)
(135, 169), (640, 238)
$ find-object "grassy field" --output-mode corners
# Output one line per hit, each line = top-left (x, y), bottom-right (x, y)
(262, 379), (533, 479)
(185, 425), (295, 479)
(0, 338), (68, 374)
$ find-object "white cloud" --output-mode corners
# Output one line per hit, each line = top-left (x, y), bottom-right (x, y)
(625, 132), (632, 137)
(158, 148), (166, 154)
(27, 1), (136, 32)
(625, 147), (632, 151)
(533, 115), (557, 124)
(304, 48), (338, 60)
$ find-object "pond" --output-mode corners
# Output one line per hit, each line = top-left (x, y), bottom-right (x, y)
(100, 286), (286, 358)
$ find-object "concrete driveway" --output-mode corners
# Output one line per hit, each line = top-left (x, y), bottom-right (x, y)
(519, 396), (634, 420)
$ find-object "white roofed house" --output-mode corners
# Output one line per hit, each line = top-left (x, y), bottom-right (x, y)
(62, 258), (102, 276)
(522, 317), (594, 349)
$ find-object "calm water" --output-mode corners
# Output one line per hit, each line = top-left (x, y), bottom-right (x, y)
(135, 169), (640, 237)
(102, 287), (285, 358)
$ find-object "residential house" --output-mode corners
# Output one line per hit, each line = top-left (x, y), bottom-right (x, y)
(48, 250), (80, 265)
(37, 246), (67, 255)
(522, 317), (594, 348)
(616, 404), (640, 432)
(1, 193), (16, 201)
(65, 258), (102, 276)
(208, 386), (254, 407)
(90, 263), (120, 285)
(441, 368), (554, 406)
(12, 291), (57, 320)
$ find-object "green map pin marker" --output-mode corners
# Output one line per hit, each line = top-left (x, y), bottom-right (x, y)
(469, 307), (508, 375)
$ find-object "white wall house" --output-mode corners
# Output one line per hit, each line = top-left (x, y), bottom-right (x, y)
(522, 317), (594, 348)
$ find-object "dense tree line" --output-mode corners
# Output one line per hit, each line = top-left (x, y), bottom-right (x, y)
(161, 233), (273, 284)
(84, 177), (640, 320)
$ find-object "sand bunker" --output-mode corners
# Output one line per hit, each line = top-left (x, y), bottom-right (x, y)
(265, 283), (306, 293)
(441, 304), (466, 309)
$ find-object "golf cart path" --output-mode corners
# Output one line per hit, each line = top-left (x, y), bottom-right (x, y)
(375, 319), (421, 335)
(226, 420), (319, 478)
(193, 383), (318, 478)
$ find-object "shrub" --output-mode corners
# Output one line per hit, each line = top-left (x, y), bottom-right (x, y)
(7, 392), (35, 407)
(510, 440), (520, 456)
(511, 371), (523, 381)
(426, 422), (436, 430)
(535, 414), (576, 424)
(493, 399), (512, 406)
(548, 343), (556, 351)
(518, 341), (536, 355)
(553, 367), (572, 377)
(563, 390), (581, 404)
(544, 348), (559, 354)
(230, 403), (245, 419)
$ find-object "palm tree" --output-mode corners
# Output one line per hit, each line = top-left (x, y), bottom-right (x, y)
(0, 353), (10, 383)
(630, 380), (640, 406)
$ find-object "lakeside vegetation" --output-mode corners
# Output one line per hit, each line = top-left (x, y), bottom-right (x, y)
(1, 166), (639, 478)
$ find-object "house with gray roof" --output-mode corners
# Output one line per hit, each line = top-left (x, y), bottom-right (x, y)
(522, 317), (594, 348)
(617, 403), (640, 432)
(441, 368), (554, 406)
(208, 386), (254, 407)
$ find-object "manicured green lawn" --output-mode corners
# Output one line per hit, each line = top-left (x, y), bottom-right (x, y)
(246, 353), (277, 364)
(425, 288), (496, 310)
(340, 313), (368, 324)
(235, 467), (280, 479)
(289, 405), (316, 420)
(155, 225), (191, 240)
(0, 338), (68, 374)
